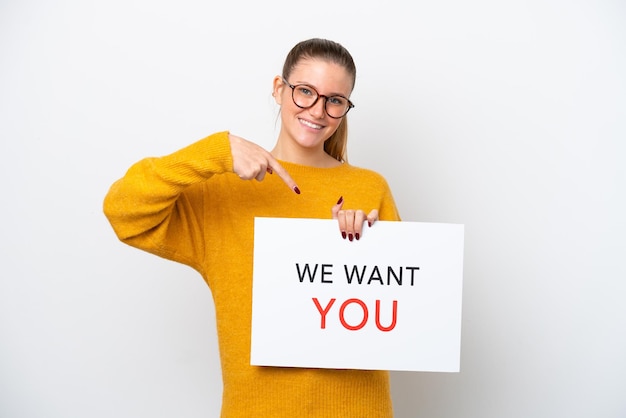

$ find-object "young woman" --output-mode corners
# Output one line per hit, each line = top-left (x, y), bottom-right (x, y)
(104, 38), (400, 417)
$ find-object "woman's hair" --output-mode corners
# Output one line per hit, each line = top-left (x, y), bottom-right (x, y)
(282, 38), (356, 162)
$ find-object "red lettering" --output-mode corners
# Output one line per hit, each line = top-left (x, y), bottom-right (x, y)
(375, 300), (398, 331)
(313, 298), (398, 331)
(339, 298), (369, 331)
(312, 298), (336, 329)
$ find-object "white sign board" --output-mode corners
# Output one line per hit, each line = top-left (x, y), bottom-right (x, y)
(251, 218), (464, 372)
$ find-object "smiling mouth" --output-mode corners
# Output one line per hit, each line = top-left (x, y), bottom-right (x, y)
(299, 118), (323, 130)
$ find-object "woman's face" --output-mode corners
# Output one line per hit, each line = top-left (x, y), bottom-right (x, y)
(274, 58), (353, 153)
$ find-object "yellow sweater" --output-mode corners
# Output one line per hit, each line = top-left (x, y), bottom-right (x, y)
(103, 131), (401, 417)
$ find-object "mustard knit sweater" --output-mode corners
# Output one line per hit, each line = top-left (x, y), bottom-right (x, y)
(103, 131), (400, 417)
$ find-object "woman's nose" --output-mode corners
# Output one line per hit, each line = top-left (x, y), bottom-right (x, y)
(309, 97), (326, 118)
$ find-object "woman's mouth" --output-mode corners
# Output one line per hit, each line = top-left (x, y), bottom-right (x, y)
(299, 118), (323, 130)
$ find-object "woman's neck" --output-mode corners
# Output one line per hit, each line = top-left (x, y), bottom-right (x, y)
(271, 141), (342, 168)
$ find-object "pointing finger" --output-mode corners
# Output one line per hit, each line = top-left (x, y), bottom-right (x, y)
(267, 157), (300, 194)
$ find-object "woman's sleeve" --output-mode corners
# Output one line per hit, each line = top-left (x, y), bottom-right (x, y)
(102, 131), (233, 273)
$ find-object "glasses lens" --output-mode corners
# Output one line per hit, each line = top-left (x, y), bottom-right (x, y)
(292, 85), (318, 108)
(325, 96), (350, 118)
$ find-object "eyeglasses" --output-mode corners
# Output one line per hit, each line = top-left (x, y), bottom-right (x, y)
(282, 77), (354, 119)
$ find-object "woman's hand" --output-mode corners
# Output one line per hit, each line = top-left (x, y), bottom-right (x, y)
(331, 196), (379, 241)
(229, 134), (300, 194)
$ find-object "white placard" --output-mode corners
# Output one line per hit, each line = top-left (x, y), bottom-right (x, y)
(251, 218), (464, 372)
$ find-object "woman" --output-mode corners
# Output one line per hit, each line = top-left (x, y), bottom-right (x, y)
(104, 38), (400, 417)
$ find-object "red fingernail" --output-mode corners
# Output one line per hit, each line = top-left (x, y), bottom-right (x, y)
(294, 186), (301, 194)
(355, 233), (360, 240)
(336, 196), (343, 205)
(348, 233), (353, 242)
(368, 221), (372, 227)
(342, 231), (347, 239)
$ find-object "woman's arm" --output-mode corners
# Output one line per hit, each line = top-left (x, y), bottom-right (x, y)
(103, 131), (300, 271)
(103, 132), (234, 270)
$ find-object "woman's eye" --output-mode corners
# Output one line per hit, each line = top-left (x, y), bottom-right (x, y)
(328, 97), (345, 106)
(297, 87), (313, 96)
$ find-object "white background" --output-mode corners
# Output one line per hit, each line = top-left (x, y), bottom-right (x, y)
(1, 0), (624, 417)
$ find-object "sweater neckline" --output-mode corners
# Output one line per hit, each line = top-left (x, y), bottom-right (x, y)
(276, 160), (351, 176)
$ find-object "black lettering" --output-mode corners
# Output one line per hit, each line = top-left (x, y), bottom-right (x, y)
(321, 264), (334, 283)
(406, 266), (420, 285)
(296, 263), (319, 283)
(367, 265), (384, 285)
(387, 266), (402, 285)
(344, 264), (367, 284)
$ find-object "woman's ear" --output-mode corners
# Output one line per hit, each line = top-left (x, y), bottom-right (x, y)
(272, 75), (284, 105)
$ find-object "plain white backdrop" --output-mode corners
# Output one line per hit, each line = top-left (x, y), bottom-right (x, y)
(1, 0), (624, 417)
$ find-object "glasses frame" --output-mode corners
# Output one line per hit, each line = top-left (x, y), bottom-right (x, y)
(282, 77), (355, 119)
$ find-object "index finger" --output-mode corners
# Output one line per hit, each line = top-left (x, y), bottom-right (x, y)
(267, 156), (300, 194)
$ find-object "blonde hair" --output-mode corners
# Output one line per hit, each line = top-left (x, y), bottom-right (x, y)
(282, 38), (356, 162)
